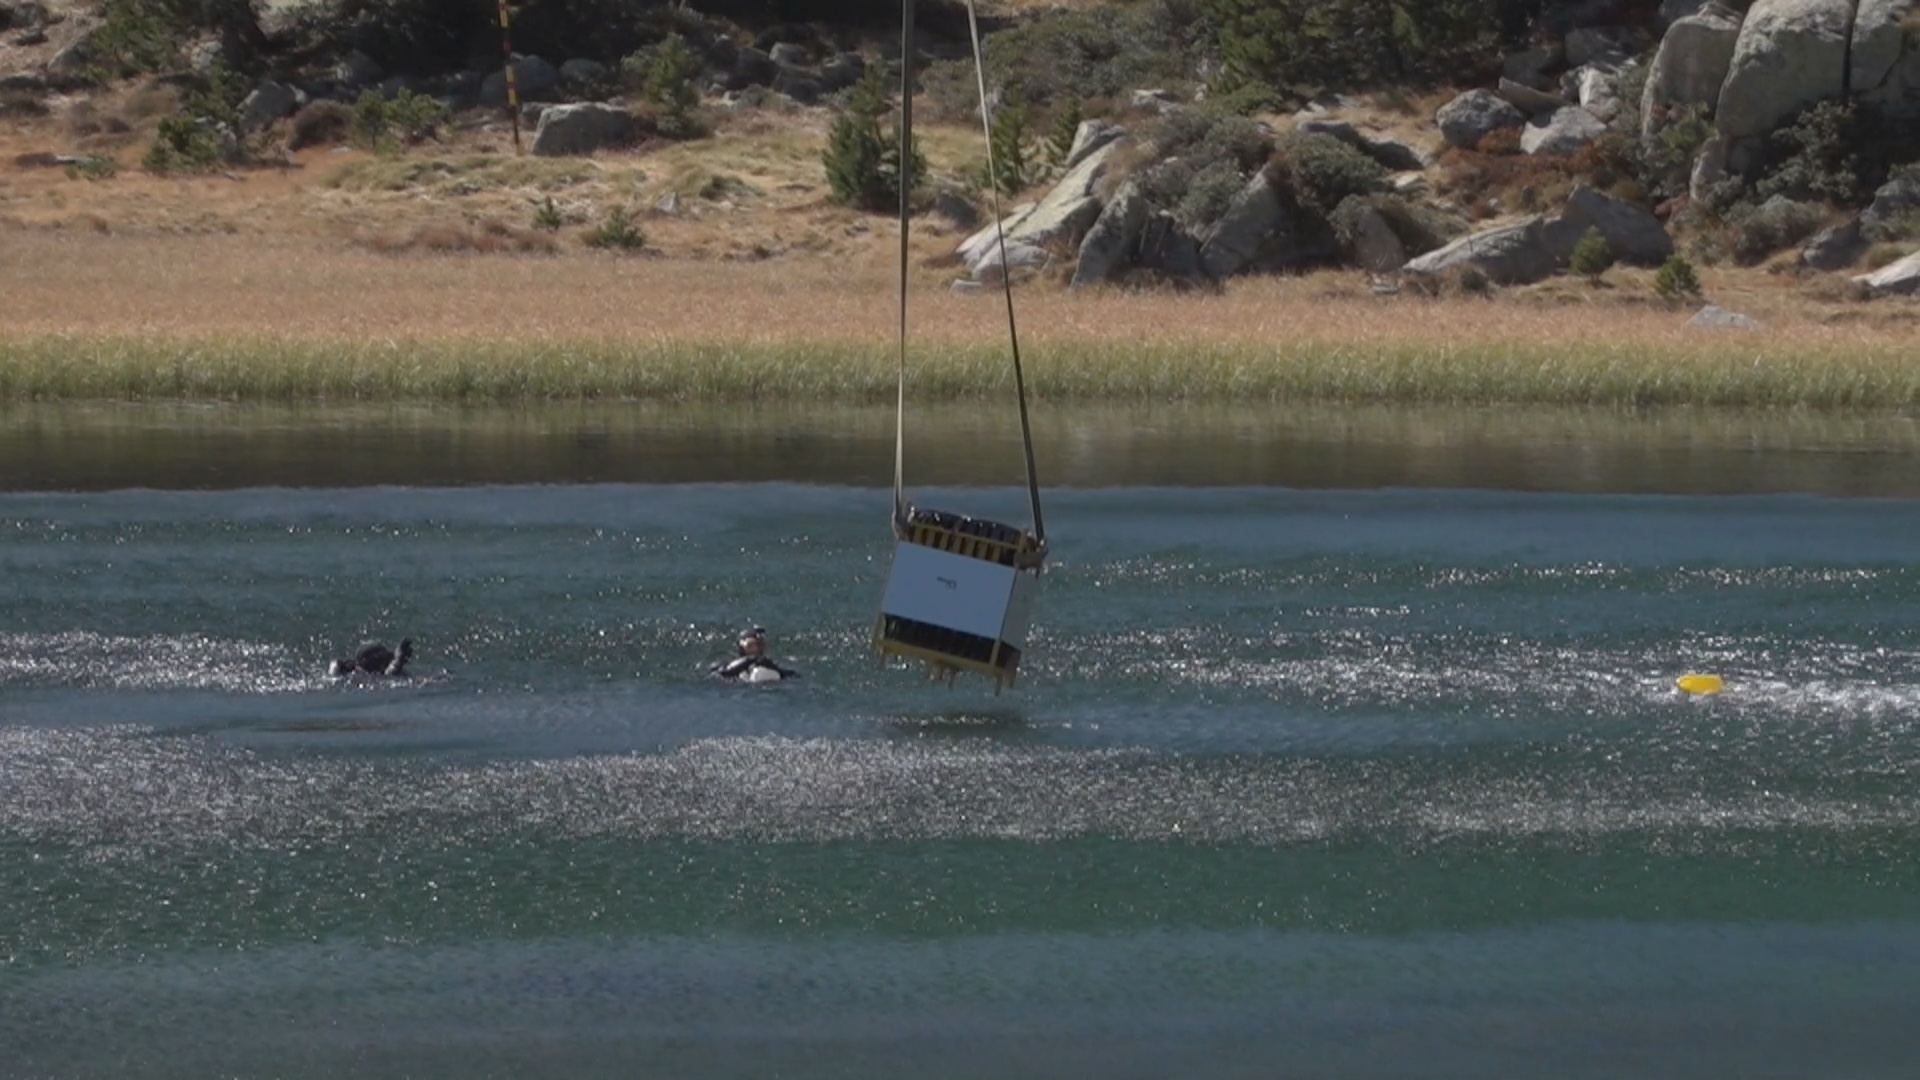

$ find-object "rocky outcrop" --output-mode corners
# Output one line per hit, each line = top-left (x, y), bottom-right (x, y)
(240, 81), (300, 134)
(1498, 77), (1573, 117)
(1197, 171), (1294, 279)
(956, 202), (1036, 270)
(1297, 119), (1427, 171)
(973, 241), (1049, 285)
(1544, 186), (1675, 265)
(1071, 182), (1147, 288)
(1401, 218), (1558, 285)
(1348, 205), (1409, 273)
(1436, 89), (1526, 149)
(1570, 63), (1630, 121)
(1009, 140), (1121, 245)
(1134, 213), (1205, 282)
(1639, 5), (1743, 136)
(1852, 250), (1920, 294)
(1861, 170), (1920, 237)
(1522, 106), (1608, 155)
(1064, 120), (1126, 170)
(1714, 0), (1852, 163)
(1688, 304), (1764, 329)
(1800, 219), (1867, 269)
(530, 103), (636, 156)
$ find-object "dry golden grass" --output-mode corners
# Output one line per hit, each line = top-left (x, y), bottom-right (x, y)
(2, 228), (1917, 407)
(3, 71), (1916, 407)
(0, 229), (1909, 347)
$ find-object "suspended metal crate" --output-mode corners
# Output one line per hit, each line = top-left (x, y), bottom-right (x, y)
(874, 507), (1044, 689)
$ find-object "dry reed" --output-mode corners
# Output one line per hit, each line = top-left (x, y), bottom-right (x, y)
(2, 232), (1916, 408)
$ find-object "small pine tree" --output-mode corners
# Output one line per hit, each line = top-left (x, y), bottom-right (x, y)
(1046, 97), (1082, 169)
(531, 196), (563, 232)
(586, 205), (645, 250)
(1569, 226), (1614, 283)
(985, 103), (1033, 196)
(1654, 253), (1702, 300)
(641, 33), (703, 138)
(822, 65), (925, 212)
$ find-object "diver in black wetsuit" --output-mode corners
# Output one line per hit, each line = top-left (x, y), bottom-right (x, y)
(329, 638), (414, 678)
(711, 627), (797, 682)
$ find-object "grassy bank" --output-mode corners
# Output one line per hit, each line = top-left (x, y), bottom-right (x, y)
(3, 232), (1917, 408)
(6, 332), (1919, 408)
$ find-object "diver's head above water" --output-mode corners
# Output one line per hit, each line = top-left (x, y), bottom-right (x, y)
(738, 626), (768, 657)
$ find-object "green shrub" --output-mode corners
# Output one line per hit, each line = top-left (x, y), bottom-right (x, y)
(984, 102), (1035, 195)
(1270, 130), (1386, 216)
(622, 32), (703, 139)
(1569, 225), (1614, 282)
(1654, 253), (1702, 300)
(65, 156), (119, 181)
(586, 205), (644, 250)
(920, 0), (1204, 115)
(1205, 0), (1527, 95)
(531, 196), (563, 232)
(1046, 98), (1083, 169)
(1132, 107), (1277, 227)
(89, 0), (186, 77)
(1175, 159), (1250, 229)
(1330, 193), (1458, 257)
(349, 88), (449, 154)
(1757, 100), (1872, 204)
(143, 115), (231, 173)
(822, 65), (925, 212)
(1636, 103), (1713, 201)
(1723, 197), (1823, 265)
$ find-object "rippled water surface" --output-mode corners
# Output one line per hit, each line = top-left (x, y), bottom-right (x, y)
(4, 405), (1920, 1078)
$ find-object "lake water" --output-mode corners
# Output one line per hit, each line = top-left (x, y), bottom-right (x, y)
(4, 404), (1919, 1079)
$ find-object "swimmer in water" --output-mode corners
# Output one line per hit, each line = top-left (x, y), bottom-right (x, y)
(710, 626), (796, 682)
(329, 638), (413, 678)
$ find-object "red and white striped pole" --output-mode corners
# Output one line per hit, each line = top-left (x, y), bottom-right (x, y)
(497, 0), (522, 155)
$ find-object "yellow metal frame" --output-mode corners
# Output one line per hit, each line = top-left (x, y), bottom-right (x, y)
(900, 519), (1041, 568)
(873, 618), (1020, 690)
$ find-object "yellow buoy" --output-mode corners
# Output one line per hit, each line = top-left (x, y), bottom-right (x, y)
(1676, 673), (1724, 696)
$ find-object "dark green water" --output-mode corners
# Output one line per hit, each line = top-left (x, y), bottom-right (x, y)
(3, 404), (1919, 1078)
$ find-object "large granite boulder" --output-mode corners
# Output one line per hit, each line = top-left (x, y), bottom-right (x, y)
(239, 80), (300, 134)
(1861, 170), (1920, 237)
(1799, 219), (1867, 269)
(1071, 182), (1147, 288)
(1401, 217), (1558, 285)
(1853, 249), (1920, 295)
(1007, 140), (1121, 246)
(1522, 106), (1608, 155)
(1714, 0), (1852, 159)
(1640, 4), (1743, 137)
(1436, 89), (1526, 149)
(530, 103), (636, 156)
(1064, 120), (1127, 170)
(1197, 171), (1294, 279)
(1544, 186), (1675, 265)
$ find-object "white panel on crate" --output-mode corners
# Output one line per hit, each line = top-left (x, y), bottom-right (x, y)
(880, 542), (1018, 640)
(999, 568), (1038, 649)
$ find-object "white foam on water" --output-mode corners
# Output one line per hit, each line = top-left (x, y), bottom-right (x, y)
(4, 728), (1916, 854)
(0, 630), (325, 694)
